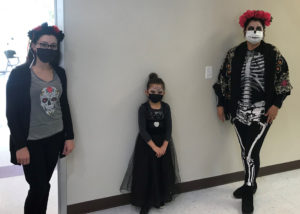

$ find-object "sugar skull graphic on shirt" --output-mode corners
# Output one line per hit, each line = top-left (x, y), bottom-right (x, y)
(40, 86), (60, 117)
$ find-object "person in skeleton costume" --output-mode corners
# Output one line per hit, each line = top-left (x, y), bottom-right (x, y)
(213, 10), (292, 214)
(120, 73), (180, 214)
(6, 23), (74, 214)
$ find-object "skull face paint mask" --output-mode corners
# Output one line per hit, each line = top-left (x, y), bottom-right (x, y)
(245, 25), (264, 45)
(246, 30), (263, 44)
(40, 86), (60, 117)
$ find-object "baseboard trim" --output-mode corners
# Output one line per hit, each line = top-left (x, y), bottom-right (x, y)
(67, 159), (300, 214)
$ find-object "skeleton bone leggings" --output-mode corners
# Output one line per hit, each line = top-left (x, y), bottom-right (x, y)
(233, 119), (271, 186)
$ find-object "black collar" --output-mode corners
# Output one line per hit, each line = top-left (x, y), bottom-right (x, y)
(239, 40), (266, 55)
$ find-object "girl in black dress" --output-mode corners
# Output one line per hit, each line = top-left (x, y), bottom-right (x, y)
(121, 73), (180, 214)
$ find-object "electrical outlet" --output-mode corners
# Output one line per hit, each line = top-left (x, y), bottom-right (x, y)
(205, 66), (213, 79)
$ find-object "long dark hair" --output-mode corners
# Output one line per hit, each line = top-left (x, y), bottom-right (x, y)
(26, 23), (64, 67)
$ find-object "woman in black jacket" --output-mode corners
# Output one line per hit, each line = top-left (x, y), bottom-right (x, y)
(6, 23), (74, 214)
(213, 10), (292, 214)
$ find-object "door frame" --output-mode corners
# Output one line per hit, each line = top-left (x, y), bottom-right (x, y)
(55, 0), (67, 213)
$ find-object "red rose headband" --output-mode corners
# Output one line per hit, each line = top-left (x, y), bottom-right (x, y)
(239, 10), (272, 28)
(28, 22), (64, 43)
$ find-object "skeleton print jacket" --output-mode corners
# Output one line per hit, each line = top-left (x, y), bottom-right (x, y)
(6, 63), (74, 165)
(213, 41), (292, 120)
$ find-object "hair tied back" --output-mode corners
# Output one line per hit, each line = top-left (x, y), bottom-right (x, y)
(149, 73), (159, 80)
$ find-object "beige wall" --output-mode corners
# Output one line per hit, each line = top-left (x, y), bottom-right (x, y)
(64, 0), (300, 205)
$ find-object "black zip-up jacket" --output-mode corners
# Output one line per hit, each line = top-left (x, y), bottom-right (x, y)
(213, 41), (292, 120)
(6, 63), (74, 164)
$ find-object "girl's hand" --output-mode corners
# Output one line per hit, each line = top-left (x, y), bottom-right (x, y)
(160, 146), (167, 156)
(148, 140), (164, 158)
(217, 106), (225, 122)
(63, 140), (75, 156)
(160, 141), (169, 156)
(265, 105), (279, 124)
(153, 146), (164, 158)
(16, 147), (30, 165)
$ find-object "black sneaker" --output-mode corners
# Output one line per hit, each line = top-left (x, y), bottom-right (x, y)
(140, 206), (150, 214)
(242, 186), (254, 214)
(233, 182), (257, 199)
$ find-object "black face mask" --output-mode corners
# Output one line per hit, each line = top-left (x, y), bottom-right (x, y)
(36, 48), (58, 63)
(149, 94), (163, 103)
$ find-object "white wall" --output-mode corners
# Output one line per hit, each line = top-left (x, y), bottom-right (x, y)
(63, 0), (300, 205)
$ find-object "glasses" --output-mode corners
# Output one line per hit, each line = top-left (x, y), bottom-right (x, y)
(37, 42), (58, 50)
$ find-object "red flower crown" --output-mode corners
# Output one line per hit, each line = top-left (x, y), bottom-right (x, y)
(239, 10), (272, 28)
(32, 25), (60, 33)
(28, 23), (64, 42)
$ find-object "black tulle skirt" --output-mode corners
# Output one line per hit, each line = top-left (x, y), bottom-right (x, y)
(120, 134), (180, 208)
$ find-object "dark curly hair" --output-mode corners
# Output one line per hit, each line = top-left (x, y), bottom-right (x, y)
(28, 22), (64, 43)
(26, 23), (64, 66)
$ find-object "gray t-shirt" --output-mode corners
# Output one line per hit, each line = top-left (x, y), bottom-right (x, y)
(27, 70), (64, 140)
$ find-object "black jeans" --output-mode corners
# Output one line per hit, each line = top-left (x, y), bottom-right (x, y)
(233, 120), (271, 186)
(23, 132), (64, 214)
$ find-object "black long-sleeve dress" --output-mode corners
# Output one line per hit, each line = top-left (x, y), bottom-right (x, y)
(120, 101), (180, 208)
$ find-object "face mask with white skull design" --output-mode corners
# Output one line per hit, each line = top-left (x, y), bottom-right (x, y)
(246, 30), (263, 44)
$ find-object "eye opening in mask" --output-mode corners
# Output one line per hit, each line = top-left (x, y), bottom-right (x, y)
(247, 26), (263, 32)
(149, 90), (163, 94)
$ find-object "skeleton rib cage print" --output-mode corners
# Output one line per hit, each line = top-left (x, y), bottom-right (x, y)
(236, 51), (266, 125)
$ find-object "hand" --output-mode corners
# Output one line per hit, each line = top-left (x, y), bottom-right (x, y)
(16, 147), (30, 165)
(63, 139), (75, 156)
(148, 140), (164, 158)
(160, 141), (169, 156)
(265, 105), (279, 124)
(217, 106), (225, 122)
(152, 146), (164, 158)
(160, 146), (167, 156)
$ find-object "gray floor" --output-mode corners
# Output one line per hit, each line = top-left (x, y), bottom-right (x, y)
(2, 169), (299, 214)
(0, 170), (58, 214)
(90, 169), (300, 214)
